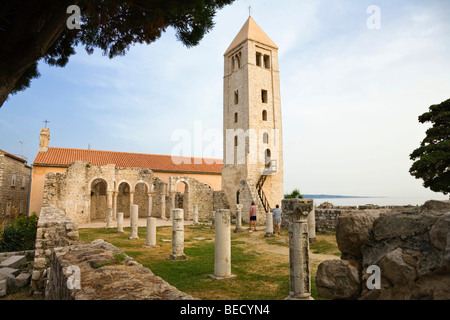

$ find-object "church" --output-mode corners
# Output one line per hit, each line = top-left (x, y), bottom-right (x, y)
(29, 17), (284, 225)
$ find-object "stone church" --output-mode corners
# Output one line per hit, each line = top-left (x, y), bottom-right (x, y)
(29, 17), (283, 225)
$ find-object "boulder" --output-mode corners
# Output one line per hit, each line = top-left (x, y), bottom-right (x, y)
(315, 259), (361, 300)
(316, 200), (450, 300)
(335, 210), (382, 260)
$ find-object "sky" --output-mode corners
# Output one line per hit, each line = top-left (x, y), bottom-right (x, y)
(0, 0), (449, 201)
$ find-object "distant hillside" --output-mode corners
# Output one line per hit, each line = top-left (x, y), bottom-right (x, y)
(302, 194), (381, 199)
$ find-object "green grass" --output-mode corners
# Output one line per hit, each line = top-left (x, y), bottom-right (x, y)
(78, 225), (333, 300)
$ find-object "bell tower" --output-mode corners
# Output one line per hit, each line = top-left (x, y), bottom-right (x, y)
(221, 17), (283, 219)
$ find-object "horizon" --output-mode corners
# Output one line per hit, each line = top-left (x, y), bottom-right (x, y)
(1, 0), (449, 202)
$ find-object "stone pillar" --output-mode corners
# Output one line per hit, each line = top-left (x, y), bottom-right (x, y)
(264, 211), (275, 237)
(170, 208), (186, 260)
(193, 205), (199, 225)
(129, 191), (135, 218)
(234, 204), (243, 233)
(106, 191), (113, 228)
(169, 192), (176, 220)
(308, 207), (316, 243)
(145, 217), (157, 248)
(212, 209), (235, 279)
(129, 204), (139, 240)
(113, 191), (118, 220)
(117, 212), (124, 233)
(283, 199), (313, 300)
(147, 192), (154, 217)
(160, 193), (166, 219)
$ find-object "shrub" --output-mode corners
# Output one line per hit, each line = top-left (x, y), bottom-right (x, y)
(0, 213), (38, 252)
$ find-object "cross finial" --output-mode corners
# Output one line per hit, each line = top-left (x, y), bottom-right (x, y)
(88, 143), (92, 150)
(248, 5), (252, 17)
(43, 120), (50, 128)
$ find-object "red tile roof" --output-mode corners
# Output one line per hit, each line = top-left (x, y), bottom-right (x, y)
(0, 148), (28, 163)
(33, 147), (223, 174)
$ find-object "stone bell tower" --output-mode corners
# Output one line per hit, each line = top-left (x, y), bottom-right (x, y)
(221, 17), (283, 219)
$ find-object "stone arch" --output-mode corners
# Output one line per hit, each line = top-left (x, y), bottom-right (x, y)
(117, 180), (132, 218)
(90, 178), (108, 221)
(173, 178), (191, 220)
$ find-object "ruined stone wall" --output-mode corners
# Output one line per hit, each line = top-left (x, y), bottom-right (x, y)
(0, 151), (31, 221)
(31, 204), (79, 298)
(43, 161), (164, 224)
(315, 200), (450, 300)
(45, 239), (196, 300)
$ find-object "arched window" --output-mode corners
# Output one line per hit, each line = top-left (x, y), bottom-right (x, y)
(236, 190), (240, 204)
(263, 132), (269, 144)
(234, 112), (238, 123)
(234, 136), (238, 147)
(262, 110), (268, 121)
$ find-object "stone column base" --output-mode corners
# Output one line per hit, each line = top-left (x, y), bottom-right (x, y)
(208, 274), (236, 280)
(170, 253), (187, 260)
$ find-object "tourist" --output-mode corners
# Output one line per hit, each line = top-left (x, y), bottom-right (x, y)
(272, 204), (282, 235)
(248, 201), (257, 232)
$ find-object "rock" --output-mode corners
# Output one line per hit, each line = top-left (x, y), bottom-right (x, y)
(336, 210), (382, 259)
(15, 273), (31, 288)
(316, 200), (450, 300)
(315, 259), (361, 300)
(378, 248), (417, 285)
(430, 213), (450, 250)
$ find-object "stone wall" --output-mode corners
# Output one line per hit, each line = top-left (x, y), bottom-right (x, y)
(45, 239), (196, 300)
(30, 204), (79, 298)
(0, 150), (31, 222)
(315, 200), (450, 300)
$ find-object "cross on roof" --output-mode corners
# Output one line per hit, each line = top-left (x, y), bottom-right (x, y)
(248, 5), (252, 17)
(43, 120), (50, 128)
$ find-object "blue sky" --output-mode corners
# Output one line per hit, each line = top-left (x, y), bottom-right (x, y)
(1, 0), (449, 200)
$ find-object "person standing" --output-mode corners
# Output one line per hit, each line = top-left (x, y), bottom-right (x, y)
(248, 201), (257, 232)
(272, 204), (282, 235)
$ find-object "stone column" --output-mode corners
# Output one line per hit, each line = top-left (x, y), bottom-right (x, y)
(145, 217), (157, 248)
(234, 204), (243, 233)
(147, 192), (154, 217)
(283, 199), (313, 300)
(169, 191), (176, 220)
(211, 209), (235, 279)
(129, 204), (139, 240)
(106, 191), (113, 228)
(113, 191), (118, 220)
(264, 211), (275, 237)
(170, 208), (186, 260)
(307, 206), (316, 243)
(116, 212), (124, 233)
(193, 205), (199, 225)
(160, 193), (166, 219)
(129, 191), (135, 218)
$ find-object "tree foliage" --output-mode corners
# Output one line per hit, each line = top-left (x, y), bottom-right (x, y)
(284, 188), (304, 199)
(409, 99), (450, 195)
(0, 0), (235, 107)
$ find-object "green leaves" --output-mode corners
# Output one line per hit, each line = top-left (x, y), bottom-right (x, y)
(409, 99), (450, 195)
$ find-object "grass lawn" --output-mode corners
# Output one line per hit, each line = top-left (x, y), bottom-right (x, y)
(78, 224), (339, 300)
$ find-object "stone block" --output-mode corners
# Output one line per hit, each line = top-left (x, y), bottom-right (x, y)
(15, 273), (31, 288)
(0, 267), (20, 277)
(0, 255), (27, 269)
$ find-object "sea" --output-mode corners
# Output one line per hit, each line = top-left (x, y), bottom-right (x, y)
(306, 196), (449, 207)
